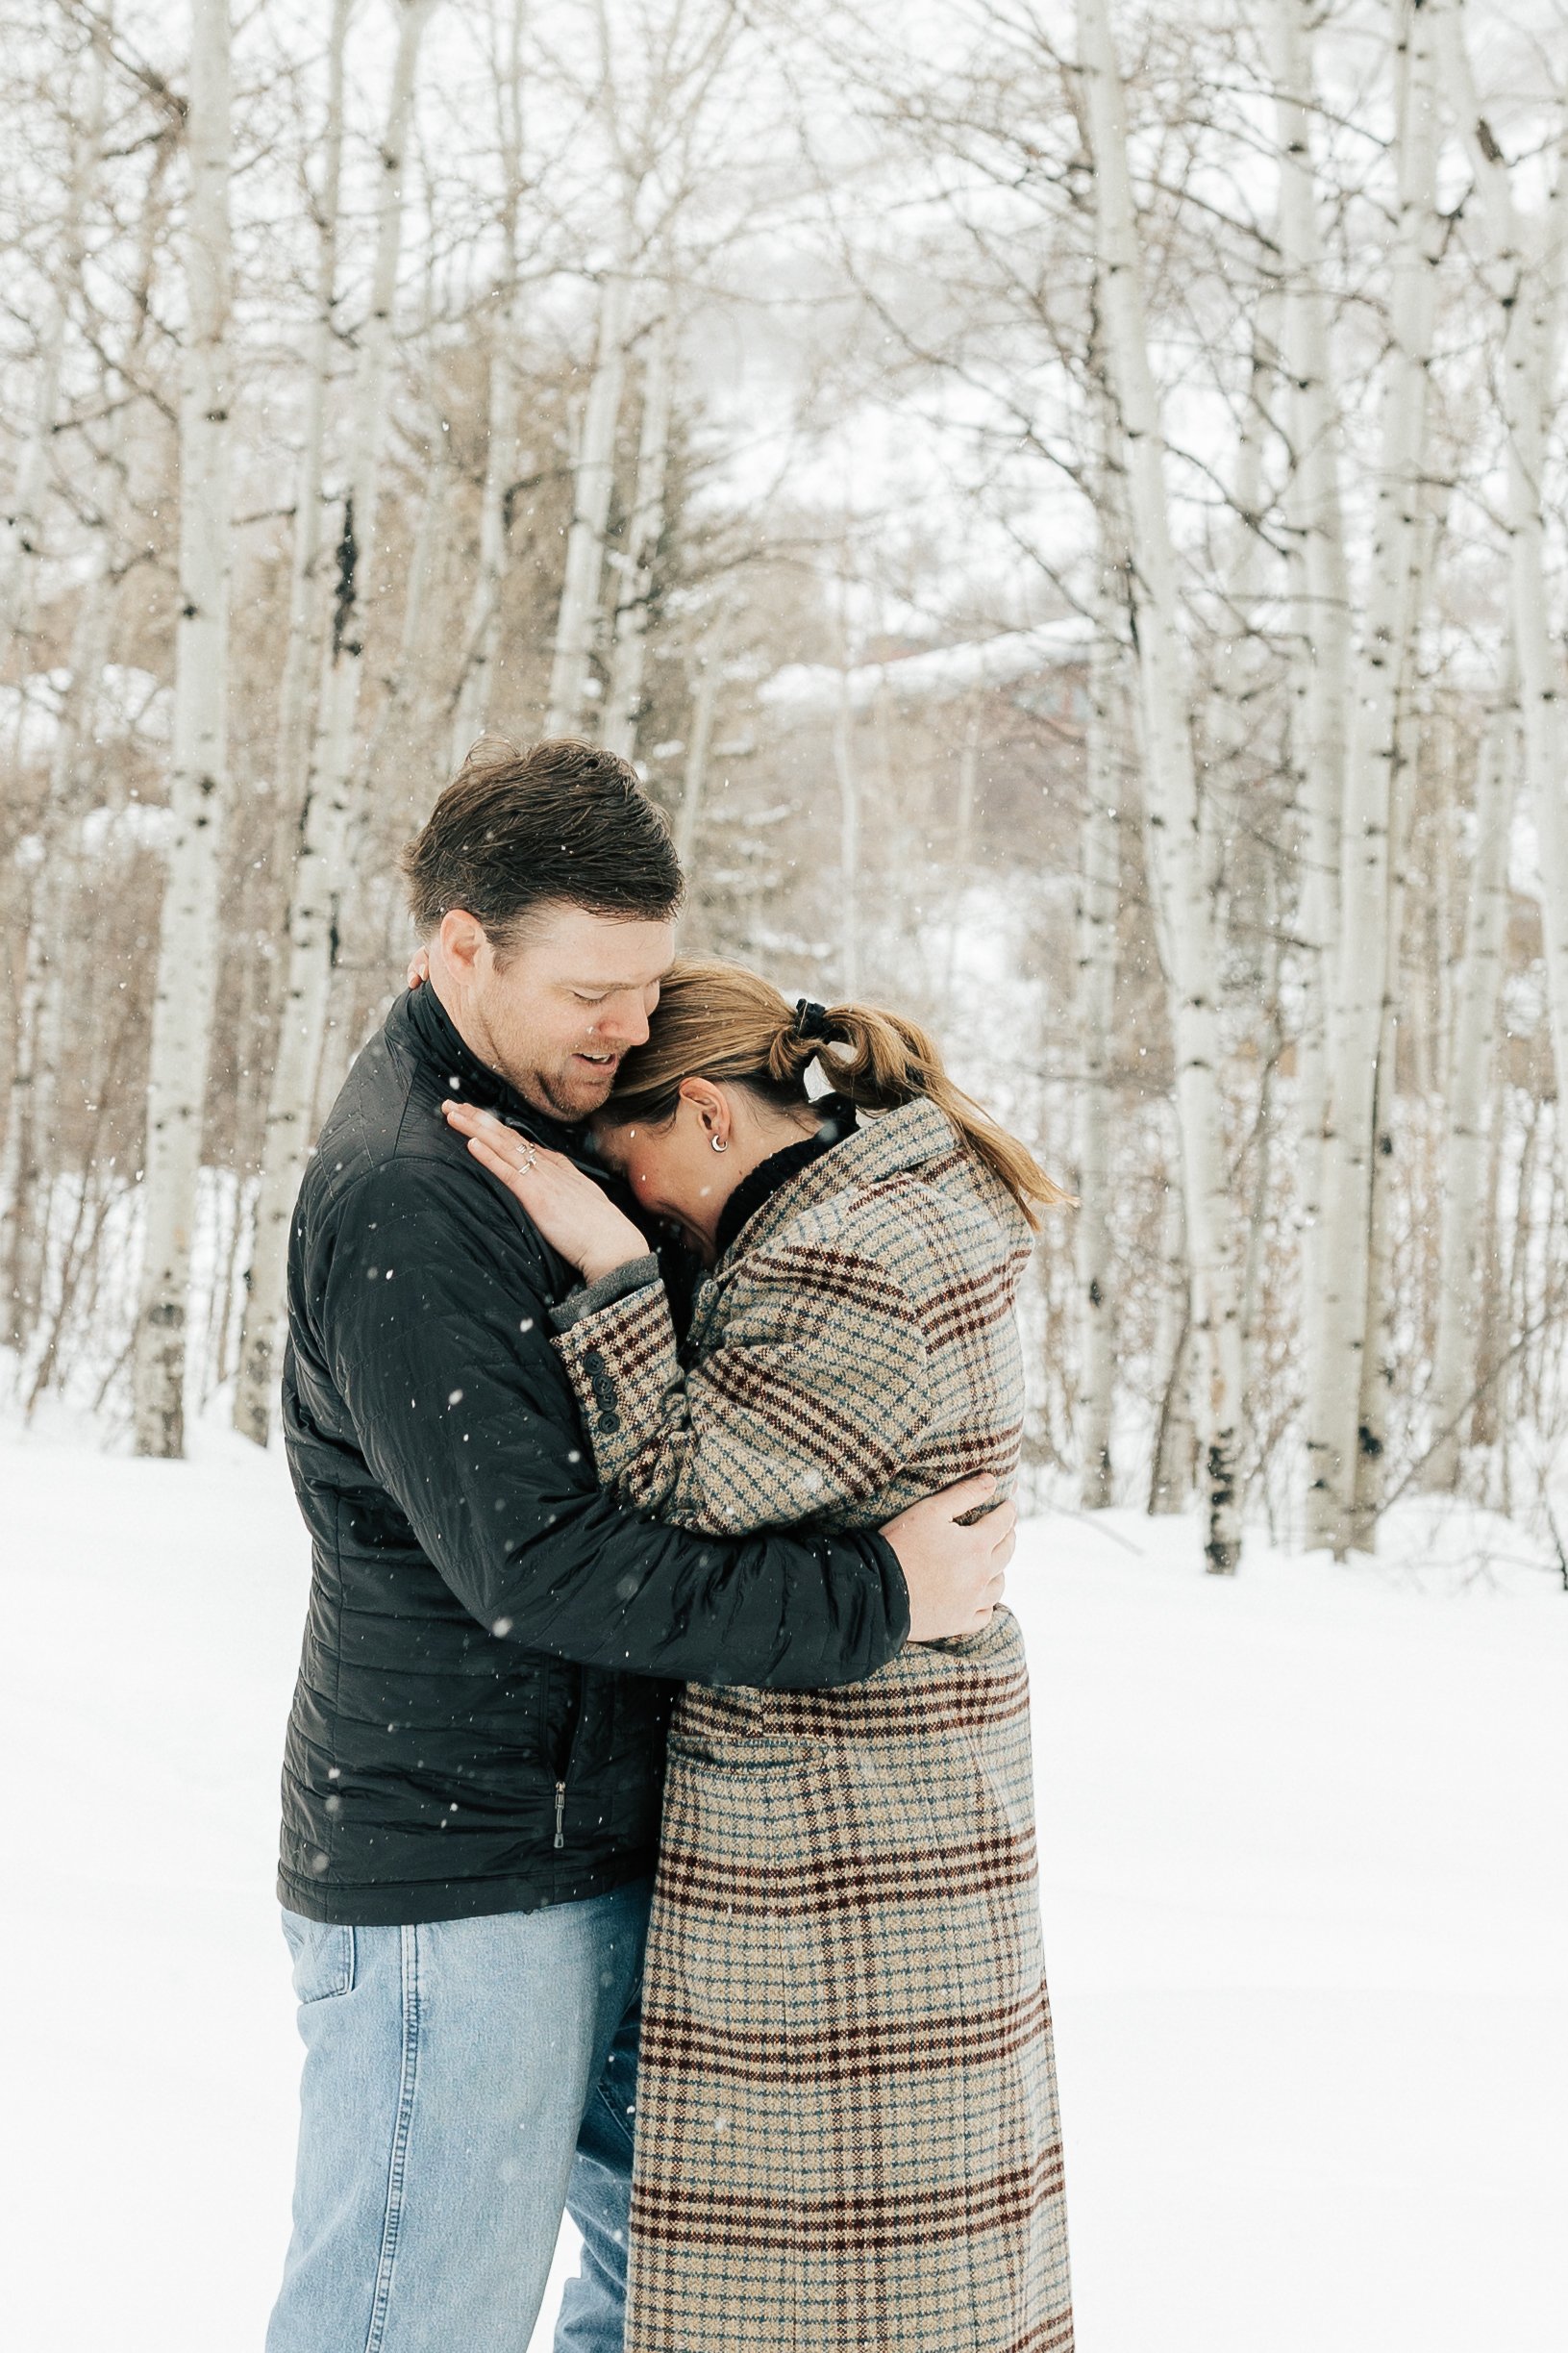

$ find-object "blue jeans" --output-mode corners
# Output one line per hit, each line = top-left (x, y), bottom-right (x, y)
(267, 1881), (650, 2353)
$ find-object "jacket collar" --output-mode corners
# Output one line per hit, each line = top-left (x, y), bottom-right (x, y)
(713, 1094), (858, 1262)
(713, 1095), (983, 1270)
(396, 982), (585, 1162)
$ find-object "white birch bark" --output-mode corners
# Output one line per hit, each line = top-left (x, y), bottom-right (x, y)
(233, 0), (434, 1446)
(1351, 471), (1445, 1539)
(544, 265), (633, 738)
(673, 604), (731, 880)
(269, 0), (354, 833)
(450, 0), (526, 762)
(314, 415), (453, 1136)
(370, 413), (450, 779)
(1268, 0), (1355, 1417)
(1148, 1164), (1196, 1514)
(1077, 0), (1247, 1568)
(1201, 290), (1276, 919)
(132, 0), (233, 1456)
(1426, 696), (1514, 1489)
(601, 313), (674, 761)
(1076, 599), (1120, 1510)
(1305, 0), (1441, 1552)
(1438, 8), (1568, 1113)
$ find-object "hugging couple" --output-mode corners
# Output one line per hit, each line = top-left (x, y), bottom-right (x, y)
(266, 738), (1074, 2353)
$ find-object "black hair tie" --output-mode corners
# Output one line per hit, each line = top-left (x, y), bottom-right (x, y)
(793, 998), (831, 1042)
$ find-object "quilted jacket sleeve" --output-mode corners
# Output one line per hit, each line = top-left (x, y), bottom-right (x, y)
(550, 1241), (932, 1535)
(308, 1158), (910, 1689)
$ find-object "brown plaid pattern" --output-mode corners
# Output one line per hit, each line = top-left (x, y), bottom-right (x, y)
(554, 1101), (1072, 2350)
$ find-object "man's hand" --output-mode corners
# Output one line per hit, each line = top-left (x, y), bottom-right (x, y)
(880, 1475), (1015, 1641)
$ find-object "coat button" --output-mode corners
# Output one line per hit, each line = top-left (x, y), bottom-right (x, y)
(598, 1410), (622, 1434)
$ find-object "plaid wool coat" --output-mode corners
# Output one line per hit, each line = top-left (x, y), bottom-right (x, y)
(552, 1098), (1074, 2353)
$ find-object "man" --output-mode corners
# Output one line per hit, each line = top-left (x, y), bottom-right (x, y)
(268, 740), (1014, 2353)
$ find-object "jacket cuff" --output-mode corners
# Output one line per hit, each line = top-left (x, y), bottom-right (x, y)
(548, 1254), (661, 1332)
(552, 1278), (683, 1471)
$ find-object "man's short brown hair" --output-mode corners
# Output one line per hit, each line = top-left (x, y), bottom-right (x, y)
(401, 738), (684, 950)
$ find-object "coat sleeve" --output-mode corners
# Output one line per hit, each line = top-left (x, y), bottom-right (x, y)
(550, 1239), (933, 1536)
(309, 1160), (909, 1689)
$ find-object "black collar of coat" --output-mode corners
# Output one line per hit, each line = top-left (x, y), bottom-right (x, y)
(713, 1094), (859, 1263)
(398, 981), (586, 1163)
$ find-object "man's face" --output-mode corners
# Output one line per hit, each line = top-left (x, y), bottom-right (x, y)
(457, 902), (675, 1124)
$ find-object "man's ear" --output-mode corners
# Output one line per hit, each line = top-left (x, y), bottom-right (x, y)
(439, 908), (487, 978)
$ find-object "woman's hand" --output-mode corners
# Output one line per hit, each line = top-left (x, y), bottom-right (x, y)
(407, 947), (430, 989)
(441, 1100), (649, 1283)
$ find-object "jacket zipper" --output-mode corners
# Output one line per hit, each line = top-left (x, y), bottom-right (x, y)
(551, 1660), (586, 1857)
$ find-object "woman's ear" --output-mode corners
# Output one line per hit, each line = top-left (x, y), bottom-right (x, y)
(678, 1076), (732, 1147)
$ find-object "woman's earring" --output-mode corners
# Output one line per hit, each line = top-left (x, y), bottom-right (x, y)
(710, 1135), (729, 1154)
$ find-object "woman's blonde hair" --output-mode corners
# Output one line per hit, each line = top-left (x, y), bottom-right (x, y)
(606, 959), (1069, 1228)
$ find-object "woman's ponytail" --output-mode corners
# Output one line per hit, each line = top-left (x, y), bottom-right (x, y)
(609, 960), (1069, 1228)
(807, 1003), (1069, 1228)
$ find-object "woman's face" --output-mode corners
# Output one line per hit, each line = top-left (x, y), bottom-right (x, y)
(593, 1089), (736, 1264)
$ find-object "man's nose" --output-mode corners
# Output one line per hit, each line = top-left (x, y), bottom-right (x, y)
(595, 996), (651, 1048)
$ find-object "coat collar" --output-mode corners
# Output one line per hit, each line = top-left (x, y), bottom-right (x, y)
(713, 1095), (972, 1270)
(712, 1095), (858, 1262)
(395, 983), (587, 1163)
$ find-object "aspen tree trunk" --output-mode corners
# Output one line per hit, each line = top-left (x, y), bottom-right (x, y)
(370, 413), (450, 781)
(1077, 0), (1247, 1568)
(674, 607), (730, 880)
(315, 420), (453, 1130)
(1439, 9), (1568, 1108)
(269, 0), (353, 834)
(1426, 699), (1514, 1488)
(132, 0), (233, 1457)
(0, 27), (105, 654)
(1076, 602), (1120, 1510)
(1269, 0), (1355, 1522)
(1306, 0), (1441, 1552)
(451, 0), (526, 762)
(1351, 739), (1413, 1543)
(450, 318), (521, 759)
(1201, 292), (1276, 918)
(1148, 1167), (1196, 1514)
(601, 313), (674, 762)
(233, 0), (434, 1447)
(544, 266), (632, 738)
(1351, 479), (1443, 1539)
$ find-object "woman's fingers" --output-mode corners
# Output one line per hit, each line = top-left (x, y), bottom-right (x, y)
(465, 1133), (535, 1195)
(442, 1099), (557, 1173)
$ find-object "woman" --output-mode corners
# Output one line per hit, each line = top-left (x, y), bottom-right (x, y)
(442, 961), (1074, 2353)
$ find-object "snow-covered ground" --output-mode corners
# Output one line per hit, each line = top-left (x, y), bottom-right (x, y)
(3, 1417), (1565, 2351)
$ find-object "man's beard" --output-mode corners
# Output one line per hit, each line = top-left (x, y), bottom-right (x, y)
(520, 1055), (620, 1125)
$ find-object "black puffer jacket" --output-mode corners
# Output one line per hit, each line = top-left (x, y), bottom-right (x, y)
(278, 984), (908, 1925)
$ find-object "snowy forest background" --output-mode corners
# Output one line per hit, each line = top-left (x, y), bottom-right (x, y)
(6, 7), (1568, 2345)
(4, 0), (1568, 1586)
